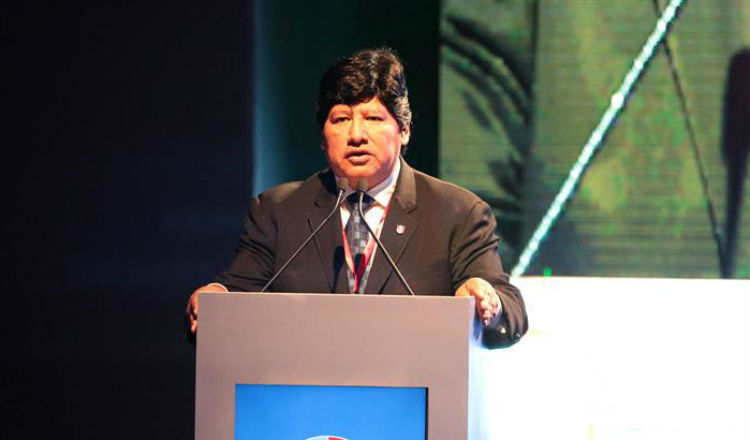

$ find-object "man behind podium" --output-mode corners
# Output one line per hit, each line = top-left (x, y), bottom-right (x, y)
(186, 47), (527, 348)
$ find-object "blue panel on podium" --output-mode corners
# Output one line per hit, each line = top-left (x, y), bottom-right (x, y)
(235, 384), (427, 440)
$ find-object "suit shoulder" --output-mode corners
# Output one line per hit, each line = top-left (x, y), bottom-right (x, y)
(412, 169), (485, 209)
(253, 170), (330, 208)
(257, 181), (304, 204)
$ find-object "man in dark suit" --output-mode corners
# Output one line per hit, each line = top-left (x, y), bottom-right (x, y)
(186, 47), (527, 347)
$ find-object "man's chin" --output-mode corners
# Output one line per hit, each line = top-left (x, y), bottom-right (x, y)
(334, 163), (391, 189)
(341, 166), (374, 180)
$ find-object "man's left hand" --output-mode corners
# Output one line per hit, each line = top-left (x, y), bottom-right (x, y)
(455, 277), (502, 326)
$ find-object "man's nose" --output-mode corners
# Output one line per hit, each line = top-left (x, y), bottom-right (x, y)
(348, 117), (367, 145)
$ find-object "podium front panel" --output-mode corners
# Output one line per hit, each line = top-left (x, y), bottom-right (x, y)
(195, 293), (480, 440)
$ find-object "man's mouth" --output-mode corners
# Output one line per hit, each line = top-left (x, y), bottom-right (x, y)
(346, 150), (370, 157)
(345, 151), (372, 163)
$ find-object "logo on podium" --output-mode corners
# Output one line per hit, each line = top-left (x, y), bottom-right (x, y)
(305, 436), (349, 440)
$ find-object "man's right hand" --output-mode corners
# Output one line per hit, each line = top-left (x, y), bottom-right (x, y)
(185, 283), (228, 337)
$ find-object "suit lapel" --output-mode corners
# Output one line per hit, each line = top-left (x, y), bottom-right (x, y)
(309, 172), (348, 293)
(364, 159), (419, 294)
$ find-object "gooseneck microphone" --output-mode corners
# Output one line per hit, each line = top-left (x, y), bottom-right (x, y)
(260, 178), (349, 293)
(356, 179), (415, 296)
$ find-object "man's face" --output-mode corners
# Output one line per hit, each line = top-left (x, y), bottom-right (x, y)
(322, 96), (410, 189)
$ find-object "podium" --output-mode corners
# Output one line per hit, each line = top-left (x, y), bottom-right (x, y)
(195, 292), (488, 440)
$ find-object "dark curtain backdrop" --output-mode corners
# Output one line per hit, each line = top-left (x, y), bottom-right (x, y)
(4, 2), (251, 438)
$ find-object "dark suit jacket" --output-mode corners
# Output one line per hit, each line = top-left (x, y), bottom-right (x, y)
(217, 159), (528, 347)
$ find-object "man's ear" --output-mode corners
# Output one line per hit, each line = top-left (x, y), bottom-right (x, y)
(400, 125), (411, 146)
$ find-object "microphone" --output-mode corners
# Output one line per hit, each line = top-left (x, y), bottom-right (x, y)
(260, 178), (348, 293)
(356, 179), (415, 296)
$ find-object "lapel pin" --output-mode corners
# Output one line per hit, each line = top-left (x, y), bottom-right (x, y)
(396, 224), (406, 235)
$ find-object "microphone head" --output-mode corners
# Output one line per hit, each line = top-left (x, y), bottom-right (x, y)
(356, 179), (368, 193)
(336, 177), (349, 192)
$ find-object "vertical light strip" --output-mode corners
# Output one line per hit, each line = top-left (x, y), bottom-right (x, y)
(511, 0), (686, 277)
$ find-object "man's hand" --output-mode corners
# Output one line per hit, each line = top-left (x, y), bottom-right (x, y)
(185, 283), (228, 337)
(455, 277), (502, 326)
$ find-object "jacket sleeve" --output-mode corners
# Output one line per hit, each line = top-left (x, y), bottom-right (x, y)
(215, 194), (277, 292)
(450, 200), (528, 348)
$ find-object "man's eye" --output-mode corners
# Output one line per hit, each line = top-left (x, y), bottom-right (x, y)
(332, 117), (349, 123)
(366, 116), (383, 121)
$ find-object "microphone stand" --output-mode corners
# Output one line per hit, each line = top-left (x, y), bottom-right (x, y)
(357, 180), (415, 296)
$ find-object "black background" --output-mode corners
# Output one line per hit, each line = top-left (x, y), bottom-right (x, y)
(4, 2), (251, 437)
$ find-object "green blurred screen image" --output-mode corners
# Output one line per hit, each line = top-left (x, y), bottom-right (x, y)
(439, 0), (750, 278)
